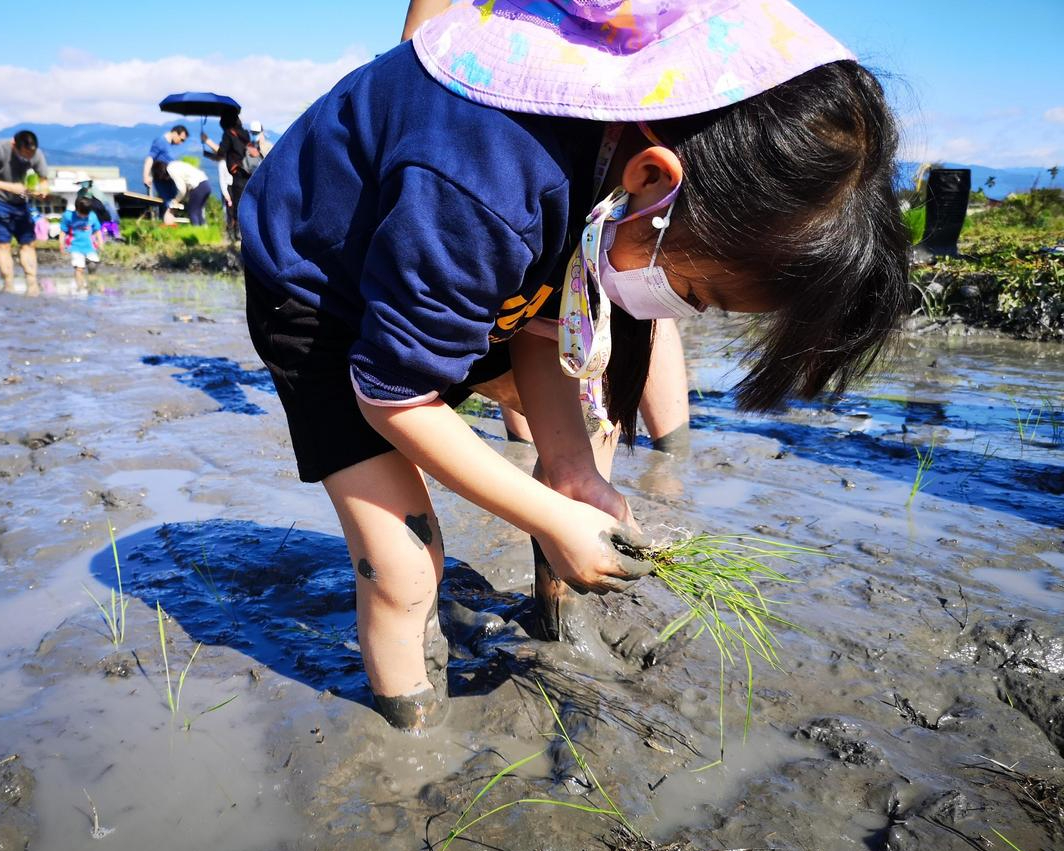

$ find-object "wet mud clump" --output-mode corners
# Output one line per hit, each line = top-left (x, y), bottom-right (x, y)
(0, 755), (37, 851)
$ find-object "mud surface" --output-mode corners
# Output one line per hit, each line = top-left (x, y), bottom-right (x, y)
(1, 271), (1062, 851)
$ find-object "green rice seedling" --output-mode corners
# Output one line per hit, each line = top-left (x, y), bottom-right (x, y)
(906, 436), (937, 508)
(956, 438), (997, 491)
(157, 601), (201, 715)
(626, 535), (812, 757)
(1041, 395), (1063, 446)
(990, 829), (1025, 851)
(182, 694), (238, 731)
(81, 521), (129, 647)
(1010, 395), (1043, 446)
(157, 602), (237, 728)
(440, 680), (633, 849)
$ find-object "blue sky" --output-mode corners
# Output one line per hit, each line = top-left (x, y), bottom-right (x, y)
(3, 0), (1062, 166)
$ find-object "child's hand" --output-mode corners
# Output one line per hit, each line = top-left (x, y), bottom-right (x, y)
(554, 473), (637, 530)
(536, 502), (651, 594)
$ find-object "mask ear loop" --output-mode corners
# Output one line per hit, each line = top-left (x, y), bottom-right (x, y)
(648, 200), (675, 267)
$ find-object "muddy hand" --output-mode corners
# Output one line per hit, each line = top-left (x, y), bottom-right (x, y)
(593, 527), (654, 593)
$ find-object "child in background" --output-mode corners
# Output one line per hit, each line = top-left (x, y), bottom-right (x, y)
(59, 196), (102, 289)
(241, 0), (910, 730)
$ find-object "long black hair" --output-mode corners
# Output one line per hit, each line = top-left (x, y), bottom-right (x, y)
(603, 60), (910, 444)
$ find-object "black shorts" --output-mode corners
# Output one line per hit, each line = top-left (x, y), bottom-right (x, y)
(245, 271), (511, 483)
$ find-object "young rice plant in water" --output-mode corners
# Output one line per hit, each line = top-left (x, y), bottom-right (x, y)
(82, 521), (129, 647)
(906, 436), (937, 508)
(441, 680), (633, 849)
(157, 602), (237, 729)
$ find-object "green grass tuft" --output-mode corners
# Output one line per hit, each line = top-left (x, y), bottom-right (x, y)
(82, 521), (129, 647)
(906, 436), (937, 508)
(440, 680), (634, 849)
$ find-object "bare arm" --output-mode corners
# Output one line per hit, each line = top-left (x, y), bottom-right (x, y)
(358, 396), (647, 591)
(510, 329), (635, 525)
(401, 0), (451, 40)
(142, 155), (153, 187)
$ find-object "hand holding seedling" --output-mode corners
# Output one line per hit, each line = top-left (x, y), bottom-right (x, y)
(535, 502), (650, 594)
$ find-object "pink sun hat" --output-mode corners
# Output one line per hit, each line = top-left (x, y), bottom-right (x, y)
(413, 0), (855, 122)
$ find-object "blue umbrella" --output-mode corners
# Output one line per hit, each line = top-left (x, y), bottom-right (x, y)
(159, 92), (241, 117)
(159, 92), (242, 158)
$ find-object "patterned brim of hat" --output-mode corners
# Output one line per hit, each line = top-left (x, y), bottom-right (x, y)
(413, 0), (855, 121)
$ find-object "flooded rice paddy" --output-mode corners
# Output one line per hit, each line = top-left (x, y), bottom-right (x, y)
(1, 271), (1062, 851)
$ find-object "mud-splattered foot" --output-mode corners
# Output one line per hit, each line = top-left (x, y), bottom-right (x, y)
(373, 687), (449, 732)
(373, 595), (450, 732)
(530, 539), (659, 670)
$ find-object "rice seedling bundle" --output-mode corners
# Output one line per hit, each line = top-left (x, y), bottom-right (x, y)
(616, 533), (819, 755)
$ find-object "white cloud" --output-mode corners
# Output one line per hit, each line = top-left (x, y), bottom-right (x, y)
(1045, 106), (1064, 124)
(0, 48), (370, 131)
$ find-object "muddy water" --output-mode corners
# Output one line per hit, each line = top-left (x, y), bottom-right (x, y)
(1, 272), (1062, 851)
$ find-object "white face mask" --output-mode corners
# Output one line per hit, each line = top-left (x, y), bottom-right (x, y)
(598, 204), (707, 320)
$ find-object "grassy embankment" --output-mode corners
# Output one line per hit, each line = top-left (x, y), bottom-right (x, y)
(38, 196), (240, 274)
(906, 188), (1064, 339)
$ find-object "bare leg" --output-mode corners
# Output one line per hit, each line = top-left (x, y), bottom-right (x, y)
(532, 425), (620, 641)
(0, 244), (13, 292)
(323, 451), (449, 730)
(640, 319), (689, 453)
(19, 244), (38, 296)
(500, 405), (534, 443)
(74, 266), (86, 289)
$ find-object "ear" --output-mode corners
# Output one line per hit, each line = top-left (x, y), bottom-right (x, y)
(620, 146), (683, 201)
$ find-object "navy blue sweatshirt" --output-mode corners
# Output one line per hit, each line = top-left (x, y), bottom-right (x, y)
(240, 41), (600, 403)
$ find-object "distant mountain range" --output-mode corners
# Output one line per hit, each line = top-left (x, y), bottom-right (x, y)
(896, 161), (1056, 200)
(3, 123), (1059, 201)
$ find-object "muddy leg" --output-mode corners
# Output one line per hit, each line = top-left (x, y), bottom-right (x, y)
(0, 243), (13, 292)
(323, 453), (449, 731)
(530, 424), (621, 644)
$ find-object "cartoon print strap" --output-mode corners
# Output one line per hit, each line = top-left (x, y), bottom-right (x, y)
(557, 123), (681, 434)
(557, 123), (626, 434)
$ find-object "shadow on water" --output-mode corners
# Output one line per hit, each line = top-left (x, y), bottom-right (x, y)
(141, 355), (274, 415)
(91, 520), (529, 708)
(137, 355), (1062, 526)
(684, 390), (1064, 528)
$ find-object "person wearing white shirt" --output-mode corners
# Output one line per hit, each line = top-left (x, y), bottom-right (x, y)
(165, 160), (211, 225)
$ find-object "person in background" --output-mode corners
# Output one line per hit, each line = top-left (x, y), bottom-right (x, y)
(0, 130), (50, 296)
(142, 125), (188, 196)
(149, 161), (180, 225)
(249, 120), (272, 156)
(165, 159), (212, 226)
(217, 158), (235, 239)
(202, 109), (254, 240)
(59, 195), (102, 290)
(74, 172), (116, 223)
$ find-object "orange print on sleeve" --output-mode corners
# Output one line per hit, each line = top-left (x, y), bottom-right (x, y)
(491, 283), (555, 337)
